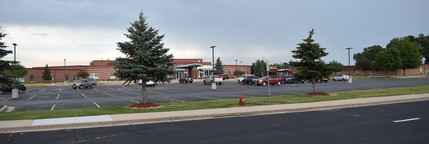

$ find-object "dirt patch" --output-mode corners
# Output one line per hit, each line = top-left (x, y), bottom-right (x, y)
(129, 102), (162, 109)
(305, 92), (330, 96)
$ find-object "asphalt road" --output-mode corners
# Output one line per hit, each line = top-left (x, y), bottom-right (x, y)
(1, 77), (429, 112)
(1, 100), (428, 144)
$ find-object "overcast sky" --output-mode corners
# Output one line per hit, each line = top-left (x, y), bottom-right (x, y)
(1, 0), (428, 67)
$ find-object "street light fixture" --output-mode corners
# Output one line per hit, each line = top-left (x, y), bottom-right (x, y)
(12, 43), (17, 64)
(346, 47), (352, 75)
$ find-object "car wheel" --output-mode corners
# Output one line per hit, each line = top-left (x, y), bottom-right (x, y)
(79, 85), (83, 89)
(219, 82), (222, 85)
(190, 81), (193, 83)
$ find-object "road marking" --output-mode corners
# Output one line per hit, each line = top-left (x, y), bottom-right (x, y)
(93, 102), (101, 108)
(129, 100), (140, 103)
(81, 93), (87, 98)
(162, 97), (185, 102)
(27, 95), (37, 101)
(56, 94), (61, 100)
(2, 97), (12, 102)
(393, 118), (421, 123)
(51, 104), (56, 111)
(39, 89), (45, 93)
(102, 92), (114, 97)
(59, 88), (62, 92)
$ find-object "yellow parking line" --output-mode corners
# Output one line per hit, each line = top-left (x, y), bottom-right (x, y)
(51, 104), (56, 111)
(56, 94), (61, 100)
(93, 102), (101, 108)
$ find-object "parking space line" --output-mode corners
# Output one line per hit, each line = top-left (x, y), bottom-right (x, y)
(162, 97), (185, 103)
(129, 100), (140, 103)
(93, 102), (101, 108)
(81, 93), (88, 98)
(56, 94), (61, 100)
(27, 95), (37, 101)
(51, 104), (56, 111)
(2, 97), (12, 102)
(102, 92), (114, 97)
(40, 89), (45, 93)
(59, 88), (62, 92)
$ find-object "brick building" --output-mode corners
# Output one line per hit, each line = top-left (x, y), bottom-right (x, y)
(24, 59), (253, 82)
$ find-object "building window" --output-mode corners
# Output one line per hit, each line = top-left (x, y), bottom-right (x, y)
(65, 74), (69, 81)
(90, 73), (99, 79)
(110, 73), (116, 79)
(30, 74), (35, 82)
(73, 75), (79, 81)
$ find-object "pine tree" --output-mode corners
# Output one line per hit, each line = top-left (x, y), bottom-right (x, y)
(42, 64), (52, 81)
(115, 12), (174, 103)
(0, 31), (13, 83)
(214, 57), (224, 74)
(290, 29), (328, 93)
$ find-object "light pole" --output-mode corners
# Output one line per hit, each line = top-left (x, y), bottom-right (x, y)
(64, 59), (67, 85)
(210, 46), (216, 81)
(235, 59), (238, 71)
(346, 47), (352, 75)
(12, 43), (17, 64)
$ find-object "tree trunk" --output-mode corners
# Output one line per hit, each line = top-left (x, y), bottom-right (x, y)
(141, 81), (148, 103)
(311, 78), (316, 93)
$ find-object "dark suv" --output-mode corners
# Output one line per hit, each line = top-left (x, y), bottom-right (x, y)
(179, 76), (193, 83)
(0, 80), (26, 92)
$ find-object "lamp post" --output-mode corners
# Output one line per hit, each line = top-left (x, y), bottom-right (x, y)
(235, 59), (238, 71)
(12, 43), (17, 64)
(210, 46), (216, 89)
(346, 47), (352, 75)
(64, 59), (67, 85)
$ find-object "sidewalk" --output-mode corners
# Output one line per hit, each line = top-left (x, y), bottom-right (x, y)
(1, 93), (428, 133)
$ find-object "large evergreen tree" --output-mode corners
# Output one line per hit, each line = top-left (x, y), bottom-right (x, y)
(115, 12), (174, 103)
(386, 37), (422, 75)
(290, 29), (328, 93)
(251, 59), (267, 77)
(42, 64), (52, 81)
(214, 57), (224, 74)
(0, 31), (13, 83)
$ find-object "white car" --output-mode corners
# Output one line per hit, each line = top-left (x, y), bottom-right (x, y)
(237, 74), (256, 83)
(333, 74), (350, 81)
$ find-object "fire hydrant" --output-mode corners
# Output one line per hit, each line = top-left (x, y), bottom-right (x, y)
(239, 95), (245, 106)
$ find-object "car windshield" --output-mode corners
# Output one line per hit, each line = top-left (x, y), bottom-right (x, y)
(78, 80), (86, 83)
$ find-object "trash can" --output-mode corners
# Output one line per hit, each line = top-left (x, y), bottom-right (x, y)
(12, 88), (19, 99)
(211, 82), (217, 89)
(348, 76), (353, 83)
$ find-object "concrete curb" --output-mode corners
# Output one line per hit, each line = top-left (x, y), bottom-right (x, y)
(1, 94), (429, 133)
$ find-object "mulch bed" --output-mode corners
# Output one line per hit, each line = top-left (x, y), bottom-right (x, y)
(129, 102), (161, 109)
(305, 92), (330, 96)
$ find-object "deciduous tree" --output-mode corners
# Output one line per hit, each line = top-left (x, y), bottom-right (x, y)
(373, 48), (402, 77)
(387, 37), (422, 75)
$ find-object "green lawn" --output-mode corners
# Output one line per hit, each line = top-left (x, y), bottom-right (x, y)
(1, 85), (428, 121)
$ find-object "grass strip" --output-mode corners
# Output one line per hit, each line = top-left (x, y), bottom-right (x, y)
(1, 85), (429, 121)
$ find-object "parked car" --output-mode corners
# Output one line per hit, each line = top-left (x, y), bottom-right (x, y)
(333, 74), (350, 81)
(203, 75), (223, 85)
(240, 75), (259, 85)
(178, 76), (193, 83)
(0, 80), (26, 92)
(237, 74), (256, 83)
(72, 79), (96, 89)
(256, 75), (282, 86)
(137, 79), (156, 87)
(221, 74), (229, 80)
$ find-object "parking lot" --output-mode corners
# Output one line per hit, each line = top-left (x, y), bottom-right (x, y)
(1, 77), (429, 112)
